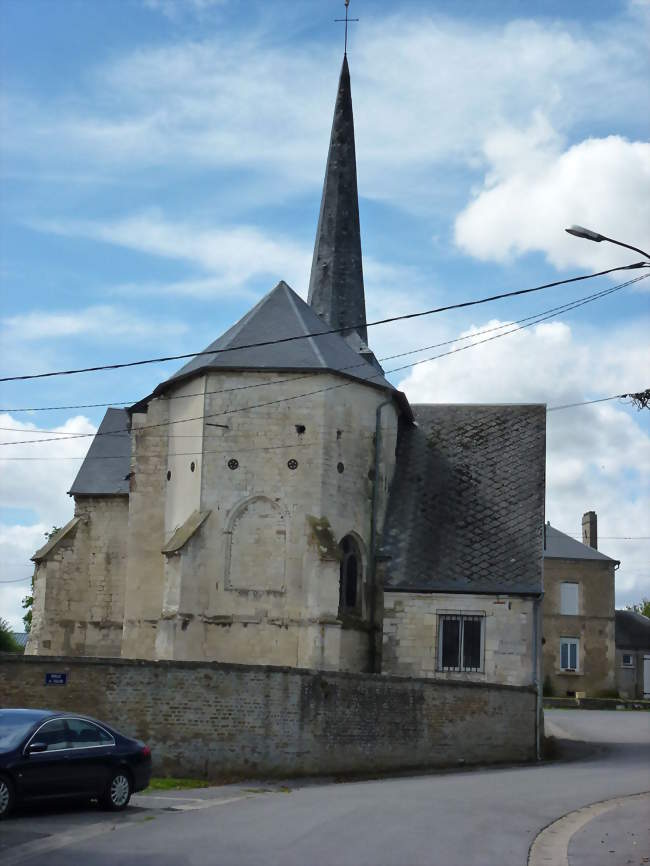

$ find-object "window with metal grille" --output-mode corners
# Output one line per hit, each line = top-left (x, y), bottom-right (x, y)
(437, 613), (484, 672)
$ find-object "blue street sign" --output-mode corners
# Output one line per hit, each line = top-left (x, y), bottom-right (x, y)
(45, 672), (67, 685)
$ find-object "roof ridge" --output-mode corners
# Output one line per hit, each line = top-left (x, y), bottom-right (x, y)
(283, 282), (328, 368)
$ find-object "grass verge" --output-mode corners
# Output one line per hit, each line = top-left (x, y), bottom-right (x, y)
(145, 777), (212, 792)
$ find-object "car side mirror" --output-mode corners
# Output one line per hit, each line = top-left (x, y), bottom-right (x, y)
(27, 742), (48, 754)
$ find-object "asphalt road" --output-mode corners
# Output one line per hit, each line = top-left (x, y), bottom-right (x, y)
(1, 709), (648, 866)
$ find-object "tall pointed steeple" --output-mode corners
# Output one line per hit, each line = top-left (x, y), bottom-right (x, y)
(308, 55), (368, 344)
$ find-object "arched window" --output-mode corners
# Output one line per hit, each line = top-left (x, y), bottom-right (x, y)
(339, 535), (362, 615)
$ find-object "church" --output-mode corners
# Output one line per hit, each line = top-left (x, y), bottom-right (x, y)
(26, 55), (546, 691)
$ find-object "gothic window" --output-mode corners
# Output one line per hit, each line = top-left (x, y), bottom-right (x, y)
(339, 535), (362, 615)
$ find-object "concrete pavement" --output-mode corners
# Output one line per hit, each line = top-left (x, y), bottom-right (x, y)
(0, 709), (648, 866)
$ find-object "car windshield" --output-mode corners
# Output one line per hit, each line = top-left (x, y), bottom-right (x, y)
(0, 710), (45, 749)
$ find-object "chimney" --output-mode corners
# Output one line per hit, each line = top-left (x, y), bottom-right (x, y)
(582, 511), (597, 549)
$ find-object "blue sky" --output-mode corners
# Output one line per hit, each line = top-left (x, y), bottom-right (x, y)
(1, 0), (649, 628)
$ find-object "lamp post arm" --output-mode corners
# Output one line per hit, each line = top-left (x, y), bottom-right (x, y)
(598, 235), (650, 260)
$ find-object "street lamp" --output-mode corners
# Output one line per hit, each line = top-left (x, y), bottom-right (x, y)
(565, 225), (650, 259)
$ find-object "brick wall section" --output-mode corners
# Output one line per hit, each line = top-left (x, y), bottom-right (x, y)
(0, 655), (536, 778)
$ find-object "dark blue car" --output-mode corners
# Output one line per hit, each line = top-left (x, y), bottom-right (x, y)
(0, 708), (152, 818)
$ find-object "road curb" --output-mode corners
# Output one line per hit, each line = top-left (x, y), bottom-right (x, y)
(527, 791), (650, 866)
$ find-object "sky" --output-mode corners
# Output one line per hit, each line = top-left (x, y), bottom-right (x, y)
(0, 0), (649, 630)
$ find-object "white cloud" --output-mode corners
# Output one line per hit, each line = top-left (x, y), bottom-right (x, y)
(0, 414), (96, 521)
(36, 212), (314, 296)
(143, 0), (226, 19)
(4, 11), (648, 211)
(397, 318), (650, 608)
(455, 128), (650, 271)
(1, 304), (189, 341)
(0, 523), (48, 631)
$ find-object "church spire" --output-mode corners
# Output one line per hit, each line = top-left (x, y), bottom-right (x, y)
(308, 54), (368, 344)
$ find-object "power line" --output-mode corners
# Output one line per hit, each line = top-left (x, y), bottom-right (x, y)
(0, 385), (645, 460)
(547, 393), (641, 411)
(1, 262), (646, 384)
(1, 272), (646, 416)
(0, 286), (616, 421)
(557, 535), (650, 541)
(1, 274), (646, 449)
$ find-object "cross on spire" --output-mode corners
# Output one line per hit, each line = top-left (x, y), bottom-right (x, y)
(335, 0), (359, 56)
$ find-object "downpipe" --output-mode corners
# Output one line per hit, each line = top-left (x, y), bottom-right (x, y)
(368, 399), (392, 674)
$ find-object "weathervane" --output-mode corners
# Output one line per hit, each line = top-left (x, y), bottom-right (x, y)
(335, 0), (359, 56)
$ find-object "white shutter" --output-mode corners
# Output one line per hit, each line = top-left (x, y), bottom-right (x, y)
(560, 583), (579, 615)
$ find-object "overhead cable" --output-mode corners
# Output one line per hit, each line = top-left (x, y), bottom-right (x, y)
(1, 262), (646, 384)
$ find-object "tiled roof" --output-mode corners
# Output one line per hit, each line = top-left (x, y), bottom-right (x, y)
(141, 281), (402, 406)
(381, 404), (546, 595)
(68, 408), (130, 497)
(615, 610), (650, 650)
(544, 525), (618, 563)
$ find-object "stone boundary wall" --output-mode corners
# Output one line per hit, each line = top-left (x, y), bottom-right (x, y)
(0, 655), (536, 778)
(544, 696), (650, 711)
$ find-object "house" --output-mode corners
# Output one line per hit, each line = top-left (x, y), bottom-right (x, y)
(542, 512), (618, 697)
(26, 54), (546, 691)
(615, 609), (650, 699)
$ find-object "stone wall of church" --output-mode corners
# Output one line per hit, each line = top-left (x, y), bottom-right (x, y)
(0, 655), (538, 777)
(121, 396), (171, 659)
(147, 370), (399, 672)
(26, 496), (128, 658)
(382, 591), (539, 687)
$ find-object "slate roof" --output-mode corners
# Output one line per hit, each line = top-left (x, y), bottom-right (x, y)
(544, 525), (618, 563)
(381, 404), (546, 595)
(68, 408), (130, 497)
(615, 610), (650, 650)
(308, 55), (367, 344)
(141, 281), (406, 408)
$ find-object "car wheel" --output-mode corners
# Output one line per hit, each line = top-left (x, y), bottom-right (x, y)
(102, 769), (132, 811)
(0, 774), (15, 819)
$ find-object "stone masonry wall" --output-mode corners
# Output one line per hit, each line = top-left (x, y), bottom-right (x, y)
(26, 497), (128, 658)
(0, 655), (537, 778)
(126, 370), (398, 672)
(383, 592), (537, 687)
(542, 558), (615, 697)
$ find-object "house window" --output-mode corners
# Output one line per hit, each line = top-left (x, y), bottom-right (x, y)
(622, 654), (635, 667)
(339, 535), (362, 615)
(560, 583), (579, 615)
(437, 613), (484, 672)
(560, 637), (579, 671)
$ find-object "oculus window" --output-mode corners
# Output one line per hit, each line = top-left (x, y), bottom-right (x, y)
(560, 637), (579, 671)
(437, 613), (485, 672)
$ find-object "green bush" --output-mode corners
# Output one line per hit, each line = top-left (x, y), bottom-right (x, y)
(0, 618), (21, 653)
